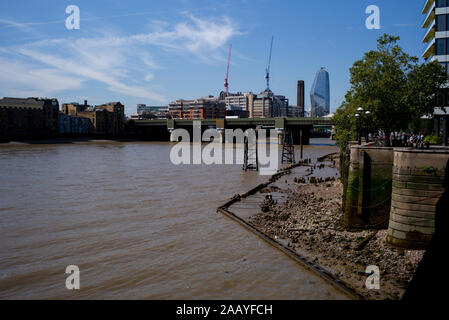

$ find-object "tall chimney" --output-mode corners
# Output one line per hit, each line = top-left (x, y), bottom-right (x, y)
(84, 100), (88, 106)
(297, 81), (304, 109)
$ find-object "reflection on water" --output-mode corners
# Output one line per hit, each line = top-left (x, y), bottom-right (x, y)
(0, 138), (348, 299)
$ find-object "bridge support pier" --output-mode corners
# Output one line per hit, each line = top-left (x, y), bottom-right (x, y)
(277, 129), (284, 145)
(218, 129), (225, 144)
(169, 129), (177, 142)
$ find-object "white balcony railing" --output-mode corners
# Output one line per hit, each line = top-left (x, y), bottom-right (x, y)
(422, 1), (436, 28)
(423, 0), (435, 15)
(423, 38), (435, 59)
(423, 19), (436, 43)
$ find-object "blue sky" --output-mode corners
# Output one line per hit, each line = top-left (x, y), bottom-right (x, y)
(0, 0), (427, 115)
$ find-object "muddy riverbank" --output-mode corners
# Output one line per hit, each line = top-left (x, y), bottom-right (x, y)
(220, 154), (425, 300)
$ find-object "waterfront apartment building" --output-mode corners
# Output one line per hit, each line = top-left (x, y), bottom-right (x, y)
(136, 104), (168, 113)
(310, 68), (330, 117)
(221, 88), (302, 119)
(247, 91), (289, 118)
(223, 93), (250, 118)
(224, 94), (248, 110)
(61, 100), (125, 136)
(169, 97), (226, 119)
(59, 114), (89, 135)
(0, 97), (59, 139)
(132, 105), (169, 120)
(422, 0), (449, 145)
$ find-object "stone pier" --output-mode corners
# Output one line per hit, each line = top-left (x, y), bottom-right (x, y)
(386, 148), (449, 249)
(344, 146), (394, 229)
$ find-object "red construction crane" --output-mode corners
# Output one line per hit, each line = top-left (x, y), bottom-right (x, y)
(224, 44), (232, 95)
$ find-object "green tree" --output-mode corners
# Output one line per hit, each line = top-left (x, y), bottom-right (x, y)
(334, 34), (447, 148)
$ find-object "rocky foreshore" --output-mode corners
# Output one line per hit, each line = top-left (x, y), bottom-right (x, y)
(249, 179), (425, 300)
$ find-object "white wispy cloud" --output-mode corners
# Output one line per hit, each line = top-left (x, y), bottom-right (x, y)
(145, 74), (154, 82)
(0, 14), (241, 103)
(16, 47), (165, 102)
(0, 12), (160, 30)
(0, 56), (84, 97)
(0, 18), (30, 29)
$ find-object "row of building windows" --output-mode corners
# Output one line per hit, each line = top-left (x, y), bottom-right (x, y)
(437, 0), (449, 8)
(435, 37), (449, 55)
(439, 62), (449, 76)
(436, 14), (449, 31)
(436, 88), (449, 106)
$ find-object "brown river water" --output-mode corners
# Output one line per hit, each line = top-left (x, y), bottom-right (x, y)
(0, 138), (348, 299)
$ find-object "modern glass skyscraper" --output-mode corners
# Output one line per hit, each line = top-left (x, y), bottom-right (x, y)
(310, 67), (330, 117)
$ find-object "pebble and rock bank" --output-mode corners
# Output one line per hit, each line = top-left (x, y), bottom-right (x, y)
(218, 155), (426, 300)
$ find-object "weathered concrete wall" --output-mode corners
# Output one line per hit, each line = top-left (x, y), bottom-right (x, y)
(344, 146), (394, 229)
(387, 149), (449, 249)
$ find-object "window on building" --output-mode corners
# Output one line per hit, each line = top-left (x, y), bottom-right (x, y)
(437, 14), (447, 31)
(441, 62), (447, 75)
(440, 62), (449, 78)
(437, 0), (448, 8)
(436, 38), (447, 55)
(436, 88), (449, 107)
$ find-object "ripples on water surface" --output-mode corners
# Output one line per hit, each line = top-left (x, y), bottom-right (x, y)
(0, 139), (348, 299)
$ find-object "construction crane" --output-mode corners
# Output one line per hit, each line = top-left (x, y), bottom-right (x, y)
(265, 36), (274, 92)
(224, 44), (232, 96)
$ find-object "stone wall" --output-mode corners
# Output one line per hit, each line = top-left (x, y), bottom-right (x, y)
(387, 149), (449, 249)
(344, 146), (394, 229)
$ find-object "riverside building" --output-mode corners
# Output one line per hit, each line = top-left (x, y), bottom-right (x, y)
(422, 0), (449, 145)
(132, 105), (169, 120)
(61, 100), (125, 136)
(222, 92), (250, 118)
(169, 97), (226, 119)
(245, 91), (290, 118)
(0, 97), (59, 139)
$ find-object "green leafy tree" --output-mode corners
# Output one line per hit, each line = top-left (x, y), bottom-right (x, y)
(334, 34), (447, 148)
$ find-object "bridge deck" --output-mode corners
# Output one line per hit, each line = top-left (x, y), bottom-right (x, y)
(133, 118), (333, 129)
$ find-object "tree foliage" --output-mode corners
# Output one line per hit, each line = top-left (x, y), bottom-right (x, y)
(333, 34), (447, 148)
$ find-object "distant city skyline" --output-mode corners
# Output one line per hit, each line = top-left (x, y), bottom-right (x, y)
(0, 0), (426, 115)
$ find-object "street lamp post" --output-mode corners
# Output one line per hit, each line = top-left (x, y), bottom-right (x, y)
(356, 107), (364, 145)
(365, 110), (371, 142)
(355, 113), (361, 145)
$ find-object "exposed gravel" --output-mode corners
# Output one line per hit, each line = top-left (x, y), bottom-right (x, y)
(249, 180), (425, 300)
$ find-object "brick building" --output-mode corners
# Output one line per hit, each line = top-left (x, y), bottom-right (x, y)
(59, 114), (90, 135)
(0, 97), (59, 139)
(61, 100), (125, 136)
(169, 97), (226, 119)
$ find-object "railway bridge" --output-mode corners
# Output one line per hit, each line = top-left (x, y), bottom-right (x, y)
(128, 118), (333, 145)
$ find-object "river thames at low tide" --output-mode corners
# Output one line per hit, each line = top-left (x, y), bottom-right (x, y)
(0, 138), (348, 299)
